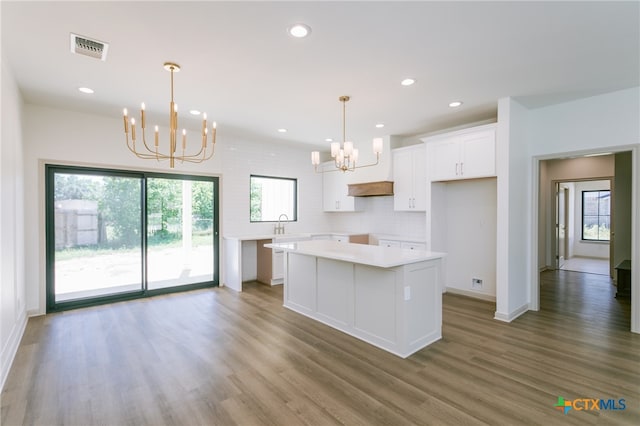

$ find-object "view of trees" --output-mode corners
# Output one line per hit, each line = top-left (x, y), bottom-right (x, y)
(54, 173), (214, 250)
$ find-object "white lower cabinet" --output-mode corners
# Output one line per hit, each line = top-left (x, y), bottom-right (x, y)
(284, 251), (443, 358)
(401, 242), (427, 250)
(272, 249), (284, 281)
(379, 239), (426, 250)
(378, 239), (402, 248)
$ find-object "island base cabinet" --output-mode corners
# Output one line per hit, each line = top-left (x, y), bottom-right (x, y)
(317, 258), (352, 328)
(354, 266), (397, 344)
(285, 253), (317, 314)
(283, 252), (442, 358)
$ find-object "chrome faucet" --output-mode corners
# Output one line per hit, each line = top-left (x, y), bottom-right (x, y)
(275, 213), (288, 234)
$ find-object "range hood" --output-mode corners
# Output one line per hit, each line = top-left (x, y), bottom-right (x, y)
(347, 181), (394, 197)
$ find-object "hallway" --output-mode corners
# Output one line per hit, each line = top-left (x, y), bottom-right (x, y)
(560, 256), (610, 276)
(540, 269), (630, 330)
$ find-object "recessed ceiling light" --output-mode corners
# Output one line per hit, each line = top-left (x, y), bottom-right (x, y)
(78, 87), (94, 94)
(189, 109), (201, 115)
(288, 23), (311, 38)
(400, 78), (416, 86)
(278, 128), (287, 133)
(375, 123), (385, 128)
(449, 101), (463, 108)
(325, 138), (333, 142)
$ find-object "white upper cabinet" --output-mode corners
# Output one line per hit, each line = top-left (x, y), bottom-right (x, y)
(424, 124), (496, 182)
(393, 144), (426, 211)
(322, 163), (360, 212)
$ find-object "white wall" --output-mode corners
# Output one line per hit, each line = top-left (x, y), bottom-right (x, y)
(1, 57), (27, 390)
(436, 178), (497, 300)
(495, 97), (531, 321)
(518, 86), (639, 332)
(572, 180), (610, 259)
(326, 196), (426, 238)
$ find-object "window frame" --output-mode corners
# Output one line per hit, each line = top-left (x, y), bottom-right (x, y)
(581, 189), (611, 242)
(249, 174), (298, 223)
(45, 163), (220, 312)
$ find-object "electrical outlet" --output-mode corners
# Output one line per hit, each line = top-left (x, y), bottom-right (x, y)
(472, 278), (483, 289)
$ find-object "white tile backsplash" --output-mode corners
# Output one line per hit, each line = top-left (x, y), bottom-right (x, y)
(325, 196), (426, 240)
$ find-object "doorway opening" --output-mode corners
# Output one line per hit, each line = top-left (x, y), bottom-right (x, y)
(555, 179), (612, 276)
(536, 151), (633, 330)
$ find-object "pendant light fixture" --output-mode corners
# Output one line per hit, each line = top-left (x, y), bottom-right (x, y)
(311, 96), (383, 172)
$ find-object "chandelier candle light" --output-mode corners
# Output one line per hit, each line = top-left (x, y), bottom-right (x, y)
(123, 62), (217, 169)
(312, 96), (383, 172)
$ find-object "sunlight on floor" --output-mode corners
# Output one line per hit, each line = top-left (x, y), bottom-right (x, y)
(560, 256), (609, 275)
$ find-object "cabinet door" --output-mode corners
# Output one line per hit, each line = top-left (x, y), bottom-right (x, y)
(460, 129), (495, 178)
(412, 145), (427, 211)
(393, 148), (414, 210)
(322, 166), (356, 212)
(322, 168), (340, 211)
(401, 242), (426, 250)
(337, 185), (356, 211)
(429, 139), (461, 181)
(272, 250), (284, 280)
(393, 144), (426, 211)
(378, 239), (401, 248)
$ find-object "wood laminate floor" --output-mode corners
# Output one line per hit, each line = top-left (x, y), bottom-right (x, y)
(2, 270), (639, 425)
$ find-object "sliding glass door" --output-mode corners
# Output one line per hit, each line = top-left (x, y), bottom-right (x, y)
(46, 165), (218, 312)
(146, 177), (215, 290)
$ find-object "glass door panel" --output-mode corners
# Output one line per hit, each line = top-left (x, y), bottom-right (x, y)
(147, 177), (215, 290)
(52, 172), (143, 302)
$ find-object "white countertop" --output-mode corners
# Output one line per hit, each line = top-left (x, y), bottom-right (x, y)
(371, 233), (426, 244)
(224, 233), (311, 241)
(265, 239), (446, 268)
(224, 232), (366, 242)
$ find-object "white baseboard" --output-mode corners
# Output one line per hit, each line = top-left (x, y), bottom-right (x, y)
(445, 287), (496, 302)
(494, 302), (529, 323)
(1, 310), (28, 392)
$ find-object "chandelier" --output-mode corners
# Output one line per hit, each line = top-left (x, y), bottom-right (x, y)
(123, 62), (216, 169)
(311, 95), (383, 172)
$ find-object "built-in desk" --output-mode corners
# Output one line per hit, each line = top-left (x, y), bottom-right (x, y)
(223, 233), (368, 291)
(615, 260), (631, 298)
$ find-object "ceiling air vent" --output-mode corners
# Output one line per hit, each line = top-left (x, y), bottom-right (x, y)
(70, 33), (109, 61)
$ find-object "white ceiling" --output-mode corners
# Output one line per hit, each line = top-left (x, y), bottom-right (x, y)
(2, 1), (638, 150)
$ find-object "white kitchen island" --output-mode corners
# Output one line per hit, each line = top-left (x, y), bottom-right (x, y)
(265, 240), (446, 358)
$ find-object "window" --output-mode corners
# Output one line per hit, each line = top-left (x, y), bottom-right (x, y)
(250, 175), (297, 222)
(582, 190), (610, 241)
